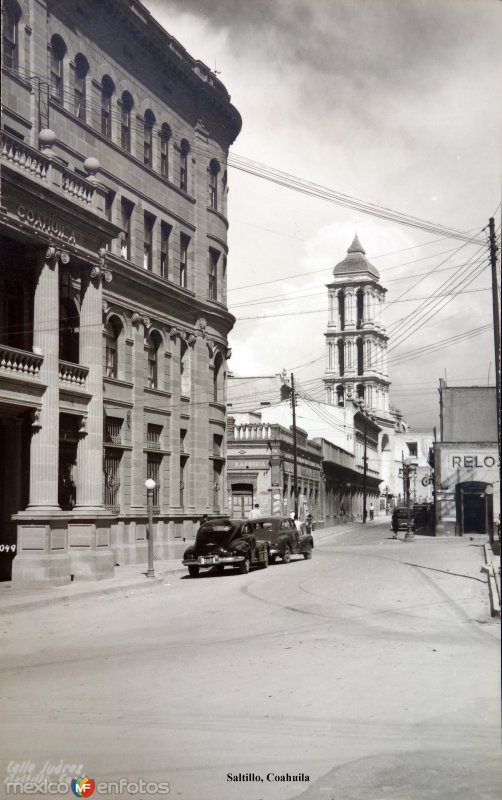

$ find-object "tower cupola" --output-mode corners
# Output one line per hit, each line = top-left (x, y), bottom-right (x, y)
(323, 236), (391, 420)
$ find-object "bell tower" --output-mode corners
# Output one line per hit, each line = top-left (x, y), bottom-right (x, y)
(323, 235), (391, 419)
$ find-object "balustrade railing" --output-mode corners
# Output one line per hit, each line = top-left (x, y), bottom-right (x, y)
(59, 360), (89, 386)
(0, 345), (43, 376)
(62, 167), (94, 204)
(1, 132), (50, 181)
(233, 422), (272, 440)
(1, 131), (96, 207)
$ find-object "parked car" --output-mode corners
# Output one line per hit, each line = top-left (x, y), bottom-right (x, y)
(391, 506), (416, 532)
(251, 516), (314, 564)
(182, 518), (268, 577)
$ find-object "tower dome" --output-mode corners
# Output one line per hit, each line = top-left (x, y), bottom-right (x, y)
(333, 235), (380, 281)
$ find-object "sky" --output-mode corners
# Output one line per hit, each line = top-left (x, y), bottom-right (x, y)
(144, 0), (501, 430)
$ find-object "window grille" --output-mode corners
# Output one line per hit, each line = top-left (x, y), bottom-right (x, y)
(104, 450), (121, 509)
(105, 417), (122, 445)
(147, 424), (162, 450)
(147, 454), (161, 507)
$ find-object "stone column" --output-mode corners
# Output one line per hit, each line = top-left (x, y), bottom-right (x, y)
(70, 262), (114, 581)
(13, 245), (72, 587)
(76, 270), (104, 509)
(130, 313), (148, 512)
(28, 246), (61, 510)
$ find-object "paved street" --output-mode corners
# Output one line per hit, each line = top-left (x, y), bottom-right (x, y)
(1, 520), (500, 800)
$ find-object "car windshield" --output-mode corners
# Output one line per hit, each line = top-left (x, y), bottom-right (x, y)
(196, 524), (237, 546)
(255, 522), (274, 532)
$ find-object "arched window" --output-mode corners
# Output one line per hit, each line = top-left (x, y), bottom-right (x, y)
(337, 339), (345, 376)
(101, 75), (115, 139)
(336, 385), (344, 408)
(2, 1), (20, 70)
(337, 291), (345, 331)
(357, 339), (364, 376)
(120, 91), (134, 152)
(179, 138), (190, 191)
(209, 159), (220, 210)
(104, 317), (122, 379)
(145, 331), (161, 388)
(74, 54), (89, 121)
(356, 289), (364, 329)
(180, 340), (190, 396)
(356, 383), (364, 401)
(160, 123), (171, 178)
(50, 35), (66, 103)
(213, 351), (223, 402)
(143, 109), (155, 167)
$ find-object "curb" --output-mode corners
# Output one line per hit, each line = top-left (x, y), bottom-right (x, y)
(482, 543), (501, 618)
(0, 566), (187, 616)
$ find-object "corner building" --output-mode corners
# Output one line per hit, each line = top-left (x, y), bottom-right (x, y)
(0, 0), (241, 586)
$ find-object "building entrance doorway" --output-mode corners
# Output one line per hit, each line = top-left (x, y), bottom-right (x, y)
(231, 483), (254, 518)
(457, 481), (492, 535)
(0, 409), (30, 580)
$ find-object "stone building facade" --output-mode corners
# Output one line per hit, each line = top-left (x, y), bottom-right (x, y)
(226, 414), (323, 522)
(0, 0), (241, 585)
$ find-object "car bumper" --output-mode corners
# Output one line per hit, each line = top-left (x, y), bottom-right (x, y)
(182, 555), (245, 568)
(268, 547), (282, 557)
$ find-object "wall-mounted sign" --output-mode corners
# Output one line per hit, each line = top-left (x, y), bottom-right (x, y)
(17, 205), (76, 245)
(448, 453), (497, 470)
(231, 460), (270, 470)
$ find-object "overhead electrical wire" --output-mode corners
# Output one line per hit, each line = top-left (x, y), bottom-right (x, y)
(9, 69), (487, 249)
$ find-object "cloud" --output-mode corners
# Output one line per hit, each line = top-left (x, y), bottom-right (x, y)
(142, 0), (501, 428)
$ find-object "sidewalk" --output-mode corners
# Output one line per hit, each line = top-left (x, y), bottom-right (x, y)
(0, 521), (498, 616)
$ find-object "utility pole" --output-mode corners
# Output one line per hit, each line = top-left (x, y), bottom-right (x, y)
(291, 372), (298, 518)
(488, 217), (501, 465)
(438, 378), (445, 442)
(362, 422), (368, 523)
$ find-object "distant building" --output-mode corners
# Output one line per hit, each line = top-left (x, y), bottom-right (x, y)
(227, 375), (382, 524)
(226, 414), (323, 521)
(323, 236), (433, 511)
(433, 383), (498, 536)
(0, 0), (241, 585)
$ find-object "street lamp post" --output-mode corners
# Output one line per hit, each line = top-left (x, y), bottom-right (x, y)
(145, 478), (156, 578)
(384, 485), (389, 515)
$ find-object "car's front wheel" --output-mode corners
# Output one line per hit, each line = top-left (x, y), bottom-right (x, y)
(282, 545), (291, 564)
(188, 565), (199, 578)
(239, 555), (250, 574)
(303, 544), (313, 559)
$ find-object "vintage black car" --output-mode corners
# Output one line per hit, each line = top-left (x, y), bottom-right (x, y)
(182, 518), (269, 577)
(251, 516), (314, 564)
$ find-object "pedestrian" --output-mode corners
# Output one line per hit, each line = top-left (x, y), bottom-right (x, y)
(293, 515), (303, 536)
(339, 504), (345, 519)
(247, 503), (261, 520)
(200, 514), (209, 526)
(369, 502), (374, 521)
(305, 513), (313, 535)
(391, 508), (399, 538)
